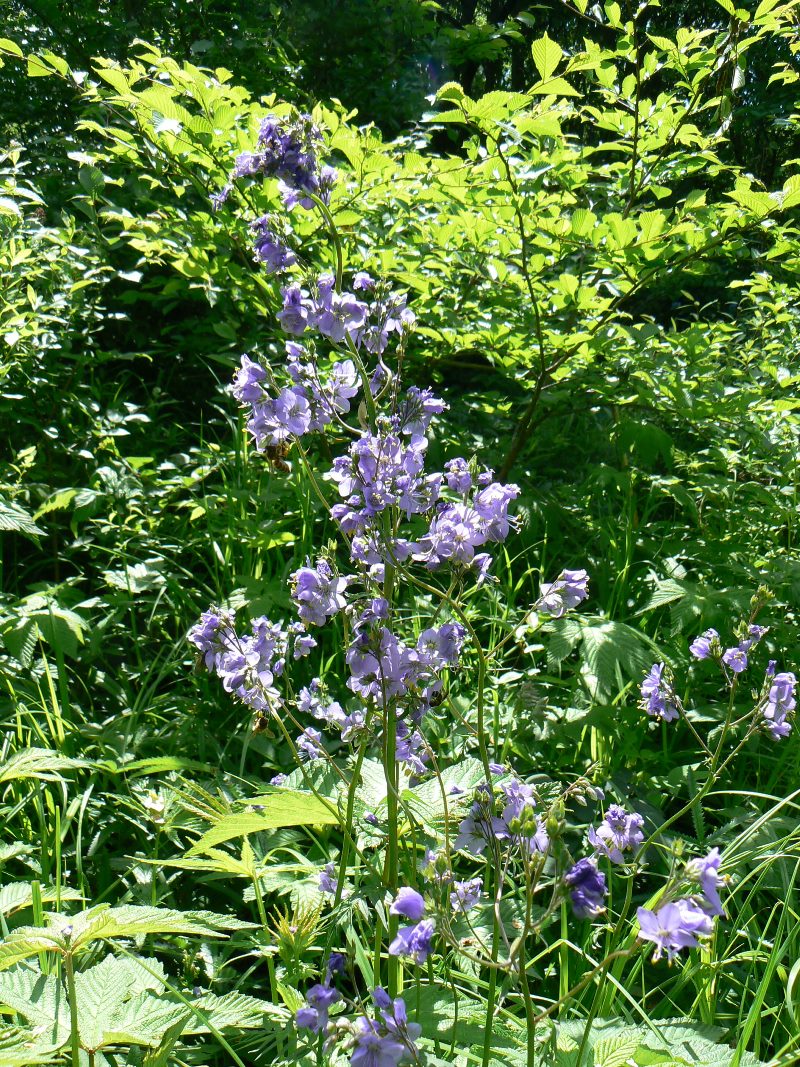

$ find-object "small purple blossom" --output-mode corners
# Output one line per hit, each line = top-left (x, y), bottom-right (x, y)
(390, 887), (426, 922)
(249, 215), (296, 273)
(297, 727), (323, 761)
(689, 628), (719, 660)
(640, 663), (680, 723)
(685, 847), (725, 916)
(565, 857), (607, 919)
(351, 1017), (405, 1067)
(636, 901), (708, 962)
(319, 861), (337, 896)
(388, 919), (435, 965)
(450, 877), (483, 913)
(536, 569), (590, 618)
(722, 646), (748, 674)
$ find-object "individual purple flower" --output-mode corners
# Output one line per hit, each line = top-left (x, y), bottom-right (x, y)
(739, 623), (769, 652)
(231, 354), (267, 405)
(295, 981), (341, 1033)
(390, 887), (426, 922)
(319, 861), (337, 896)
(353, 271), (376, 291)
(297, 727), (323, 761)
(588, 804), (645, 863)
(762, 671), (795, 739)
(535, 569), (590, 618)
(445, 457), (473, 494)
(277, 282), (312, 335)
(270, 773), (287, 785)
(636, 902), (706, 962)
(350, 1017), (405, 1067)
(689, 628), (719, 660)
(685, 847), (725, 916)
(291, 559), (350, 627)
(388, 919), (435, 964)
(450, 878), (483, 913)
(248, 387), (312, 448)
(722, 646), (748, 674)
(565, 858), (607, 919)
(640, 663), (680, 723)
(315, 289), (369, 344)
(249, 215), (296, 273)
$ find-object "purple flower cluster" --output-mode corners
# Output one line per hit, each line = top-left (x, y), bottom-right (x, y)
(388, 888), (435, 964)
(413, 478), (521, 577)
(220, 112), (335, 210)
(188, 609), (313, 714)
(535, 569), (590, 618)
(565, 857), (607, 918)
(450, 877), (483, 913)
(291, 559), (351, 627)
(637, 848), (726, 963)
(277, 275), (415, 354)
(233, 343), (364, 453)
(351, 989), (421, 1067)
(588, 804), (645, 864)
(345, 618), (464, 721)
(763, 670), (795, 739)
(249, 215), (296, 273)
(640, 663), (681, 723)
(455, 779), (549, 856)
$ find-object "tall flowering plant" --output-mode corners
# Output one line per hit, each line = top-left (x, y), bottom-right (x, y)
(189, 111), (795, 1066)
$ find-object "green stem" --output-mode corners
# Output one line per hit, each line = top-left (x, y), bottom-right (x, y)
(309, 193), (344, 291)
(64, 950), (80, 1067)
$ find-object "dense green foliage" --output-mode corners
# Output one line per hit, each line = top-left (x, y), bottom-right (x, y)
(1, 1), (800, 1065)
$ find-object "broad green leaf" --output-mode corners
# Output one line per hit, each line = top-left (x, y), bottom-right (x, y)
(531, 33), (563, 82)
(0, 498), (44, 538)
(0, 968), (69, 1044)
(0, 39), (23, 58)
(188, 790), (339, 854)
(0, 883), (82, 918)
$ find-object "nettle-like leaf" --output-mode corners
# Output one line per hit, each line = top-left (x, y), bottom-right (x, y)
(553, 1018), (768, 1067)
(0, 904), (255, 969)
(0, 882), (82, 917)
(0, 967), (70, 1045)
(188, 789), (340, 854)
(0, 748), (88, 784)
(74, 953), (168, 1050)
(0, 497), (44, 539)
(0, 1023), (59, 1065)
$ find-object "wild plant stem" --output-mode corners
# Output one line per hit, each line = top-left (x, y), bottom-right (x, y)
(64, 950), (80, 1067)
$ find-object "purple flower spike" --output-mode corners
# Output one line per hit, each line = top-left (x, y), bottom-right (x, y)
(763, 671), (795, 739)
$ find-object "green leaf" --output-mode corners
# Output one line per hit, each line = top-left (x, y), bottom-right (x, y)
(0, 498), (44, 539)
(0, 968), (69, 1044)
(26, 54), (54, 77)
(531, 33), (563, 81)
(0, 883), (82, 918)
(66, 904), (255, 950)
(0, 748), (87, 785)
(0, 39), (23, 58)
(188, 790), (340, 854)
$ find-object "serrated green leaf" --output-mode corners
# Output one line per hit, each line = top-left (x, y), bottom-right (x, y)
(188, 790), (339, 854)
(531, 33), (563, 81)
